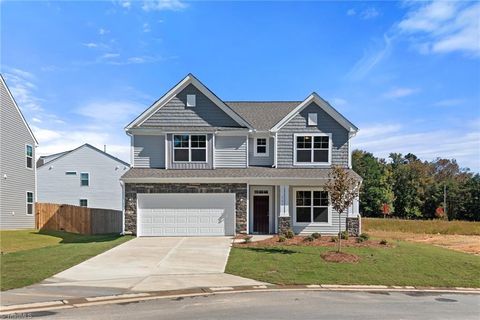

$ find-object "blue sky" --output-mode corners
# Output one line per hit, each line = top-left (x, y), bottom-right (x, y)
(2, 1), (479, 171)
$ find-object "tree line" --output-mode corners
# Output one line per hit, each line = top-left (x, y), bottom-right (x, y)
(352, 150), (480, 221)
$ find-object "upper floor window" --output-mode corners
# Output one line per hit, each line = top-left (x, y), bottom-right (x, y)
(294, 134), (331, 165)
(173, 134), (207, 162)
(26, 145), (33, 169)
(80, 172), (89, 186)
(186, 94), (196, 107)
(26, 192), (34, 215)
(254, 138), (269, 157)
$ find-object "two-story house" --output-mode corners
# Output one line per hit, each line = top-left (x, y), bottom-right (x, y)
(37, 144), (130, 211)
(0, 75), (38, 229)
(122, 74), (361, 237)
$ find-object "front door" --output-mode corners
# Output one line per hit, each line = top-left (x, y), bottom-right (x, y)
(253, 195), (269, 233)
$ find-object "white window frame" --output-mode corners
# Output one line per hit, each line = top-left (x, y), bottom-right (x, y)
(307, 113), (318, 126)
(80, 172), (89, 187)
(26, 191), (34, 215)
(173, 134), (208, 163)
(293, 133), (332, 165)
(186, 94), (196, 107)
(26, 144), (33, 169)
(293, 188), (332, 226)
(79, 199), (88, 207)
(254, 137), (269, 157)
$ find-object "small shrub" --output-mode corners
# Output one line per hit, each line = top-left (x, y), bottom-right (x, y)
(311, 232), (321, 239)
(340, 231), (349, 240)
(359, 233), (370, 241)
(304, 235), (315, 242)
(379, 239), (388, 245)
(330, 236), (338, 243)
(244, 235), (253, 243)
(356, 237), (365, 243)
(284, 229), (295, 239)
(278, 235), (286, 243)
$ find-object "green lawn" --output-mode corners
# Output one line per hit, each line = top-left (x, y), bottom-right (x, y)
(226, 241), (480, 288)
(0, 230), (132, 291)
(363, 218), (480, 235)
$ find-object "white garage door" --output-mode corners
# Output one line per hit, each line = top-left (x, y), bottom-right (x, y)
(137, 193), (236, 237)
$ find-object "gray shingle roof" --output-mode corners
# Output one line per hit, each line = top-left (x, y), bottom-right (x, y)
(122, 167), (361, 181)
(225, 101), (301, 131)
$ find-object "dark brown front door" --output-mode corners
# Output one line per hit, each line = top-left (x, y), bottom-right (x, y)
(253, 196), (269, 233)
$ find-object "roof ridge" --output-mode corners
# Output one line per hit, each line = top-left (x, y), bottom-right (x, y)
(225, 100), (302, 103)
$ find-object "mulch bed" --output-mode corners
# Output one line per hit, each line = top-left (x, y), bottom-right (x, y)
(234, 235), (392, 249)
(320, 251), (360, 263)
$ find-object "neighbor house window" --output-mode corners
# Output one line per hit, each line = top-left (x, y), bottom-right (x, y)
(294, 134), (331, 164)
(186, 94), (196, 107)
(80, 173), (89, 186)
(26, 145), (33, 169)
(295, 190), (329, 223)
(254, 138), (269, 157)
(308, 113), (318, 126)
(173, 134), (207, 162)
(79, 199), (88, 207)
(26, 192), (34, 215)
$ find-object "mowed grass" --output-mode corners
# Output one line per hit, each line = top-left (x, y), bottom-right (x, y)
(226, 241), (480, 288)
(0, 230), (133, 291)
(363, 218), (480, 235)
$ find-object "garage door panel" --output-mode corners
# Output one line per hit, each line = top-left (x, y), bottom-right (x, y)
(137, 193), (235, 236)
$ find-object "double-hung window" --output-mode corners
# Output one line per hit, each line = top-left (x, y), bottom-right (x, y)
(173, 134), (207, 162)
(79, 199), (88, 207)
(80, 173), (89, 186)
(26, 145), (33, 169)
(295, 190), (329, 224)
(26, 192), (34, 215)
(295, 134), (330, 164)
(254, 138), (268, 157)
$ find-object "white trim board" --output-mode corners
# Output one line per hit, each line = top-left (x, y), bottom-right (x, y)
(125, 74), (252, 130)
(271, 92), (358, 133)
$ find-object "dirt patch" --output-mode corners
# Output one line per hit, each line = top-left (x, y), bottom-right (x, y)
(369, 231), (480, 255)
(233, 235), (392, 249)
(321, 251), (360, 263)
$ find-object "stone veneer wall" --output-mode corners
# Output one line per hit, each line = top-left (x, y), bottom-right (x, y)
(278, 216), (291, 235)
(346, 216), (361, 236)
(124, 183), (247, 235)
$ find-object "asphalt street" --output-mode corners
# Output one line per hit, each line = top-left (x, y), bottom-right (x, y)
(11, 290), (480, 320)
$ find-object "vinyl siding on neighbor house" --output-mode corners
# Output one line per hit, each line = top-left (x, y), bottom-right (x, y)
(214, 136), (247, 168)
(276, 102), (349, 168)
(140, 84), (243, 128)
(248, 137), (274, 167)
(133, 135), (165, 168)
(37, 146), (129, 211)
(0, 80), (36, 229)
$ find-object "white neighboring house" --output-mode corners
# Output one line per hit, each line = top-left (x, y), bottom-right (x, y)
(37, 144), (129, 211)
(0, 75), (38, 229)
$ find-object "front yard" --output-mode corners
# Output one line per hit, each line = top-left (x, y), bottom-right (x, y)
(0, 230), (132, 291)
(226, 238), (480, 288)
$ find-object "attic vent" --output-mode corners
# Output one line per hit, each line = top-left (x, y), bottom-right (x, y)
(308, 113), (318, 126)
(186, 94), (196, 107)
(65, 171), (77, 175)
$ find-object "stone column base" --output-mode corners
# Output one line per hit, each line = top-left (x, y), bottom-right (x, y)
(278, 216), (292, 235)
(346, 216), (361, 236)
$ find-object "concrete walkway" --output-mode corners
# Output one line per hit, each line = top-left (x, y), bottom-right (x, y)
(1, 237), (264, 306)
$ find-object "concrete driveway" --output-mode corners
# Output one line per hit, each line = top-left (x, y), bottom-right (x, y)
(1, 237), (264, 306)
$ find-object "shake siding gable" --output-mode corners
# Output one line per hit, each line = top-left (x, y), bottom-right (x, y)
(140, 84), (243, 128)
(277, 102), (349, 168)
(0, 79), (36, 229)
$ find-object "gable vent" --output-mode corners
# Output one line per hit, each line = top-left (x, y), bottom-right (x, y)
(186, 94), (196, 107)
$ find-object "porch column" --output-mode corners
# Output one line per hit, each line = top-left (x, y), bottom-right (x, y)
(278, 185), (291, 234)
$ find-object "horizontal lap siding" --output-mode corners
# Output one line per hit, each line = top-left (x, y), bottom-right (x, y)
(248, 137), (274, 167)
(0, 81), (36, 229)
(215, 136), (247, 168)
(277, 102), (349, 168)
(140, 84), (242, 128)
(133, 135), (165, 168)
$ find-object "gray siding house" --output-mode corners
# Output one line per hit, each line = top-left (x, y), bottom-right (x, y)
(37, 144), (129, 211)
(122, 74), (361, 237)
(0, 75), (38, 229)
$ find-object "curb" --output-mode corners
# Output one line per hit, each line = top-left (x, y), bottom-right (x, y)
(1, 284), (479, 315)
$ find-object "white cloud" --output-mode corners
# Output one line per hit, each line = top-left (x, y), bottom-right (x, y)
(3, 68), (44, 112)
(361, 7), (380, 20)
(101, 52), (120, 59)
(83, 42), (98, 48)
(353, 123), (480, 171)
(75, 100), (144, 124)
(347, 34), (393, 80)
(143, 23), (151, 33)
(383, 87), (419, 99)
(98, 28), (109, 35)
(331, 98), (347, 107)
(347, 9), (356, 16)
(433, 98), (465, 107)
(118, 0), (131, 8)
(142, 0), (187, 12)
(398, 1), (480, 56)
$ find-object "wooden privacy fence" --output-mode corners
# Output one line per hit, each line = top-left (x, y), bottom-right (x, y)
(36, 203), (122, 235)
